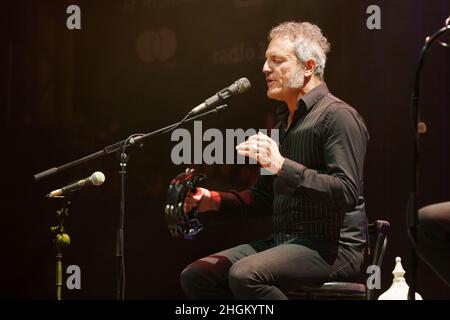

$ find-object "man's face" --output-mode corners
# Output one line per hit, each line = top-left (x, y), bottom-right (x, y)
(262, 37), (304, 102)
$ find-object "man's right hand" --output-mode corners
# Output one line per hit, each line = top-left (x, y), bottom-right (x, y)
(183, 187), (220, 213)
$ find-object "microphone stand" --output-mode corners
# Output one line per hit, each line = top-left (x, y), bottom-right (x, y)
(50, 199), (71, 300)
(407, 17), (450, 300)
(35, 104), (228, 300)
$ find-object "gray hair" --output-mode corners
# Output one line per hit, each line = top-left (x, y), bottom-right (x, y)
(268, 21), (331, 81)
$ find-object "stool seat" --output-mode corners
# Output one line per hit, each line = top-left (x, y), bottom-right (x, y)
(286, 282), (366, 299)
(285, 220), (390, 300)
(303, 282), (366, 294)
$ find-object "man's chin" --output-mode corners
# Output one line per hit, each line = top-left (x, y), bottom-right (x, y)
(267, 89), (282, 101)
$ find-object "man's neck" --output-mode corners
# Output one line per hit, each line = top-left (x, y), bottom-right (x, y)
(286, 78), (322, 115)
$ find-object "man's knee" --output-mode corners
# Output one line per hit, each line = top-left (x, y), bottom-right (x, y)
(228, 258), (259, 294)
(180, 263), (200, 293)
(180, 259), (211, 291)
(180, 256), (232, 294)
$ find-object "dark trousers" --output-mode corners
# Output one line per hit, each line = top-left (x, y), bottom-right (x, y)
(180, 236), (364, 300)
(417, 202), (450, 287)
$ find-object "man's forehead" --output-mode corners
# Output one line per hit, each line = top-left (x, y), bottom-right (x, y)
(265, 37), (296, 56)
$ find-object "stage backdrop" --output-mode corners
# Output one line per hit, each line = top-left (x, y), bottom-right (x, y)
(3, 0), (450, 299)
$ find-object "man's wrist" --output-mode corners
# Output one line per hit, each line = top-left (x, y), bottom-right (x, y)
(199, 189), (220, 212)
(276, 157), (285, 175)
(208, 191), (221, 211)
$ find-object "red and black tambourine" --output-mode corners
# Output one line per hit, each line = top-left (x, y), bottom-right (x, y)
(164, 168), (207, 240)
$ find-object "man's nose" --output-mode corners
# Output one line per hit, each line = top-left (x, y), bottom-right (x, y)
(262, 60), (271, 74)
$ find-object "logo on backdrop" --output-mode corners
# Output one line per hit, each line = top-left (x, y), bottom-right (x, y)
(213, 40), (266, 65)
(136, 29), (177, 63)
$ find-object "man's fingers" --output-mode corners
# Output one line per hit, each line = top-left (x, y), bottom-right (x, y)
(184, 200), (198, 213)
(183, 188), (203, 213)
(236, 133), (278, 167)
(236, 141), (255, 150)
(193, 188), (203, 196)
(192, 193), (203, 201)
(237, 149), (251, 157)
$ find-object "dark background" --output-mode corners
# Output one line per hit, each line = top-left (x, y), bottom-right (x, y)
(2, 0), (449, 299)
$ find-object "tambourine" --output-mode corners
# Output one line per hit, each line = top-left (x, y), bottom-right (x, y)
(164, 168), (207, 240)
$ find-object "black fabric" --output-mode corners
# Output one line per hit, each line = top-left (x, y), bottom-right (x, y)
(219, 83), (369, 252)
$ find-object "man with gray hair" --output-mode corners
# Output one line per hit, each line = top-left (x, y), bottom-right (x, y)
(180, 21), (369, 299)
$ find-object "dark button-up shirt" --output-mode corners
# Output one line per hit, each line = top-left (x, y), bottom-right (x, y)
(218, 83), (369, 252)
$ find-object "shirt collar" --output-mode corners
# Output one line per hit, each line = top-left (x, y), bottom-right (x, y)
(276, 82), (329, 120)
(300, 82), (329, 111)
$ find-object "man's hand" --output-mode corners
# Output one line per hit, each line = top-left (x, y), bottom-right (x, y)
(183, 187), (220, 213)
(236, 131), (285, 175)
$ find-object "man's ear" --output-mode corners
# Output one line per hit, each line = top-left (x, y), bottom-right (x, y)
(303, 59), (316, 77)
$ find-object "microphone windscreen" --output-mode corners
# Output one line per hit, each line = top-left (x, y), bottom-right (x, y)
(91, 171), (105, 186)
(233, 77), (251, 94)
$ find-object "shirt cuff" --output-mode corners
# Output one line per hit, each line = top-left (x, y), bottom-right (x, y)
(274, 158), (305, 196)
(217, 191), (239, 213)
(209, 191), (221, 211)
(217, 190), (252, 214)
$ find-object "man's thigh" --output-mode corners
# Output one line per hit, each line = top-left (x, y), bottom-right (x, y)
(198, 239), (274, 266)
(232, 240), (362, 290)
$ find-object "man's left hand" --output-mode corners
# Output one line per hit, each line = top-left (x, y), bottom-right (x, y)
(236, 132), (285, 175)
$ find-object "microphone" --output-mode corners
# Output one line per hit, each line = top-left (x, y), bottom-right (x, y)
(189, 77), (251, 115)
(46, 171), (106, 198)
